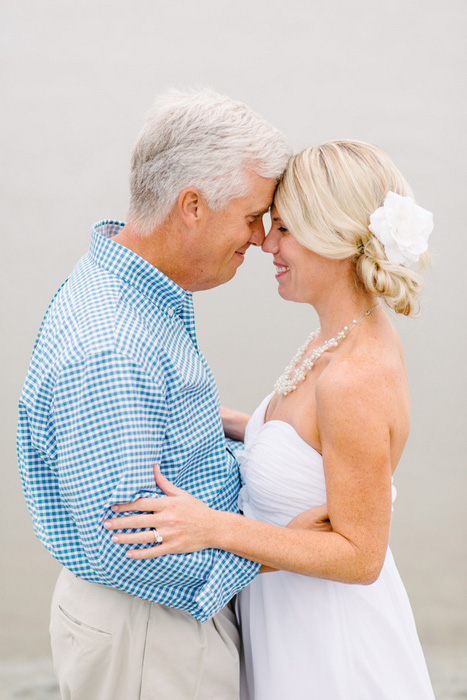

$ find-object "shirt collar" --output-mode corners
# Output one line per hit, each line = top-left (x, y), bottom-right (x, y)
(90, 220), (190, 315)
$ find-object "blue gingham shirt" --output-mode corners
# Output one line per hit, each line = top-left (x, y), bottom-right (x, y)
(17, 221), (259, 622)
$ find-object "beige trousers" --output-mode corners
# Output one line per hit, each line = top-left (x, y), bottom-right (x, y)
(50, 568), (240, 700)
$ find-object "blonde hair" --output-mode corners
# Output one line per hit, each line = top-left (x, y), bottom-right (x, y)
(274, 140), (430, 316)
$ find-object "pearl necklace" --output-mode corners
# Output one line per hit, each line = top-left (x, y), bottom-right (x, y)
(274, 304), (380, 396)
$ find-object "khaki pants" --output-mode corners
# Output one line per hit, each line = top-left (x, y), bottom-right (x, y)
(50, 568), (240, 700)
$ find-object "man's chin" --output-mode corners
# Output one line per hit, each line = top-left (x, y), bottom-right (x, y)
(190, 271), (235, 292)
(191, 258), (243, 291)
(216, 264), (242, 288)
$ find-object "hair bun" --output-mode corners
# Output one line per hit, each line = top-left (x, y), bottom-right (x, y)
(356, 234), (428, 316)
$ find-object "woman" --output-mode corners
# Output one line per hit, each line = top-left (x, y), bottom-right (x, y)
(105, 141), (435, 698)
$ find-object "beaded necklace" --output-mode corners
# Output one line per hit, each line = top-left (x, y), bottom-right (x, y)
(274, 304), (380, 396)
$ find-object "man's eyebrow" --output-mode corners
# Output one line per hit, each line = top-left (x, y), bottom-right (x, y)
(249, 207), (270, 217)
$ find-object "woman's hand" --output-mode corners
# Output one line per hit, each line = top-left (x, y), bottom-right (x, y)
(287, 505), (332, 532)
(104, 466), (219, 559)
(220, 406), (250, 442)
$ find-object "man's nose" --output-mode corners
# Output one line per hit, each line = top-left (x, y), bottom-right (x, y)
(249, 219), (266, 246)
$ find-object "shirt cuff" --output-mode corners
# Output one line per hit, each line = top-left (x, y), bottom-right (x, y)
(192, 551), (260, 622)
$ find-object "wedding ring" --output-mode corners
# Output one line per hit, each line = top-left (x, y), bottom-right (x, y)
(152, 528), (163, 544)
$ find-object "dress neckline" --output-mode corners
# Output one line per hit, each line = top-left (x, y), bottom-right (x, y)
(260, 393), (323, 458)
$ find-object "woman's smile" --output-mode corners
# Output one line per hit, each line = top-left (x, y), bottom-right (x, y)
(274, 262), (290, 277)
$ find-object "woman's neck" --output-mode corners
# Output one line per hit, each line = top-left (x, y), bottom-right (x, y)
(313, 290), (379, 339)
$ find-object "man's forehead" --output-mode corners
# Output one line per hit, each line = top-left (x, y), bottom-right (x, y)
(244, 175), (276, 206)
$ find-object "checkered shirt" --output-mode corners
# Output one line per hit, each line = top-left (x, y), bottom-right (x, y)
(17, 221), (259, 622)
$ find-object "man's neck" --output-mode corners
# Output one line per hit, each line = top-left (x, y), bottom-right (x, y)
(112, 223), (190, 289)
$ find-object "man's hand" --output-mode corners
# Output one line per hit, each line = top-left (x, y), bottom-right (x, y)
(259, 505), (331, 575)
(286, 504), (332, 532)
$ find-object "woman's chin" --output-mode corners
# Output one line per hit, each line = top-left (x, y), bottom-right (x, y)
(277, 285), (310, 305)
(277, 286), (294, 302)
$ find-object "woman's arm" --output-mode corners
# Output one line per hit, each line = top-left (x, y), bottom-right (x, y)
(220, 406), (250, 442)
(105, 362), (395, 584)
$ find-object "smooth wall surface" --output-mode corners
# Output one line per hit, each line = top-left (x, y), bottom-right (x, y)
(2, 0), (466, 657)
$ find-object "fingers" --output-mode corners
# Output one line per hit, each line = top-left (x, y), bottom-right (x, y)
(110, 529), (157, 545)
(153, 464), (183, 497)
(104, 514), (158, 531)
(107, 526), (179, 559)
(111, 497), (167, 514)
(110, 465), (184, 514)
(105, 466), (191, 559)
(126, 546), (168, 560)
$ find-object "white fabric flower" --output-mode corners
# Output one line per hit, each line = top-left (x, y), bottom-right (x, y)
(368, 191), (433, 267)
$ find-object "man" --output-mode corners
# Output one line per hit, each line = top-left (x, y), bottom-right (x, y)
(17, 89), (290, 699)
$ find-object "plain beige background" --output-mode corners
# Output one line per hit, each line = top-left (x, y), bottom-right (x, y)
(1, 0), (466, 662)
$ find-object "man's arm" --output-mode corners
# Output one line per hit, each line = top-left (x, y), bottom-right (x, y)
(220, 406), (250, 442)
(52, 350), (259, 621)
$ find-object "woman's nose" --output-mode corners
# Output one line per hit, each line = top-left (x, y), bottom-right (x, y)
(262, 228), (279, 254)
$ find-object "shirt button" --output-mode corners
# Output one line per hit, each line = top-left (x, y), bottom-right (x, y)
(167, 308), (174, 317)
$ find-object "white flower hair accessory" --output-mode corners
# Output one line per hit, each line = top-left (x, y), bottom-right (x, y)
(368, 191), (433, 267)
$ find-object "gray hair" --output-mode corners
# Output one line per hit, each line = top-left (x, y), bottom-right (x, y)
(127, 88), (291, 233)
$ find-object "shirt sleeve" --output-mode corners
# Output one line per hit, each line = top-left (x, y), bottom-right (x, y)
(52, 351), (259, 621)
(225, 437), (245, 457)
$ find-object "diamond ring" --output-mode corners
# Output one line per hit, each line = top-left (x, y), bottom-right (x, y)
(152, 528), (163, 544)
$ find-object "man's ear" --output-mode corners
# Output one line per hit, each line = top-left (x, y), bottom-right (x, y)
(177, 188), (206, 229)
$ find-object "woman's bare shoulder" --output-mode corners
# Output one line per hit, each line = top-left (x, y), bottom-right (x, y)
(315, 321), (410, 468)
(316, 327), (407, 415)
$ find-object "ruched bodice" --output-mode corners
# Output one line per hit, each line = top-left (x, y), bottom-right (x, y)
(237, 393), (434, 700)
(238, 394), (326, 526)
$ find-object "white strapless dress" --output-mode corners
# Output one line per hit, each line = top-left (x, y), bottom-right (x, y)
(237, 393), (434, 700)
